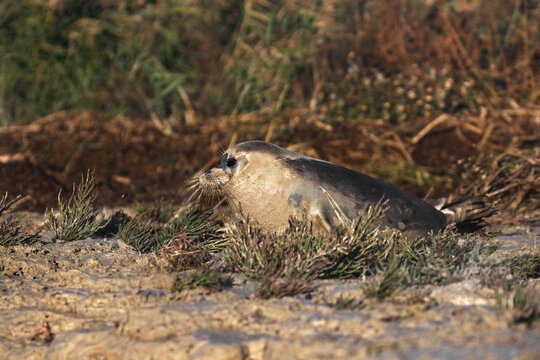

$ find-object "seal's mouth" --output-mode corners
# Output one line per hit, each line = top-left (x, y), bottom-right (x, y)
(186, 169), (228, 207)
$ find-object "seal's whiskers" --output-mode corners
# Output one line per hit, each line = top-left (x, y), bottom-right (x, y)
(320, 186), (351, 227)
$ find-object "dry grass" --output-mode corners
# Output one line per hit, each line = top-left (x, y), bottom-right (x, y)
(457, 149), (540, 213)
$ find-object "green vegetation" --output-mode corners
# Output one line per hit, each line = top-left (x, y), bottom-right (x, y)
(511, 287), (538, 324)
(126, 196), (536, 300)
(45, 170), (108, 241)
(0, 193), (18, 217)
(117, 219), (166, 253)
(159, 209), (225, 271)
(1, 0), (538, 124)
(0, 0), (241, 123)
(498, 286), (539, 325)
(509, 253), (540, 280)
(0, 219), (35, 247)
(171, 269), (232, 293)
(118, 207), (223, 272)
(398, 226), (500, 284)
(0, 193), (37, 246)
(362, 258), (404, 300)
(224, 202), (392, 297)
(225, 201), (389, 282)
(222, 204), (504, 298)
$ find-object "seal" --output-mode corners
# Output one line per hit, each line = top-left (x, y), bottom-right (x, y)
(191, 140), (493, 236)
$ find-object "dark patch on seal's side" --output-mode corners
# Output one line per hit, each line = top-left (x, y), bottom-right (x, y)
(287, 193), (303, 209)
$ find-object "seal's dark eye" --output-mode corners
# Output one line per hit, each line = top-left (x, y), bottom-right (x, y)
(226, 157), (237, 168)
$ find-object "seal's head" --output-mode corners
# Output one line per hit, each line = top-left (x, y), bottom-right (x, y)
(190, 140), (306, 231)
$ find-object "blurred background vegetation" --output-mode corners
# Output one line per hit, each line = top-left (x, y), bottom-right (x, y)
(1, 0), (538, 125)
(0, 0), (538, 214)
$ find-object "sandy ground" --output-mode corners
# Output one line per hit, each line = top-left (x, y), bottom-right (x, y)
(1, 218), (539, 360)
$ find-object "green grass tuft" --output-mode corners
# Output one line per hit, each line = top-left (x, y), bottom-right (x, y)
(0, 193), (20, 217)
(509, 253), (540, 280)
(363, 257), (404, 300)
(222, 199), (507, 298)
(0, 218), (37, 247)
(160, 208), (225, 270)
(398, 226), (500, 285)
(117, 219), (162, 253)
(45, 170), (108, 241)
(225, 201), (391, 283)
(119, 207), (223, 271)
(0, 193), (38, 246)
(510, 287), (539, 324)
(224, 201), (395, 298)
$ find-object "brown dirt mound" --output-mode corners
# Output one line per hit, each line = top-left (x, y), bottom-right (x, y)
(0, 110), (232, 211)
(0, 107), (538, 215)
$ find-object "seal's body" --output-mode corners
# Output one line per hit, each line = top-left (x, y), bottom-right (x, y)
(194, 140), (491, 236)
